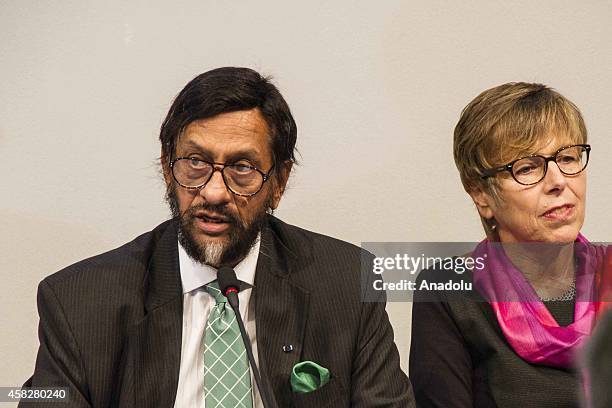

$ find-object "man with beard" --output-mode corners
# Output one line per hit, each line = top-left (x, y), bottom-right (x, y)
(22, 67), (413, 407)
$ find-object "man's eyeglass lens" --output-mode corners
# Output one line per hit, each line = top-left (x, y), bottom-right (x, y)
(172, 158), (266, 195)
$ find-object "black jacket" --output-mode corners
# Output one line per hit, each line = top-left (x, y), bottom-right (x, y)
(23, 215), (414, 407)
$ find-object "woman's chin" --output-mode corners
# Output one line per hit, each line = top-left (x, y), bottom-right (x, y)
(540, 227), (581, 244)
(499, 225), (581, 244)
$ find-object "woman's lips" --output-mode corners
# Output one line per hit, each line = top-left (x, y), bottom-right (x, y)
(541, 204), (575, 221)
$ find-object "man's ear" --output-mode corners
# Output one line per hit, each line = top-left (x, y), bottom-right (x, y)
(270, 160), (293, 210)
(468, 187), (496, 220)
(161, 151), (172, 187)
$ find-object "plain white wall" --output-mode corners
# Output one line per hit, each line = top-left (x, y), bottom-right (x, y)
(1, 0), (611, 395)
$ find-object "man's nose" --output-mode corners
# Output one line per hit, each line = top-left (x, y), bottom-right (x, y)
(199, 170), (231, 204)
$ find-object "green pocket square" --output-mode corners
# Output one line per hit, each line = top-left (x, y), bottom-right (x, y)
(290, 361), (330, 393)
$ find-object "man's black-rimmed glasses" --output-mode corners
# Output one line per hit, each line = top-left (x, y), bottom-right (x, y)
(170, 157), (274, 196)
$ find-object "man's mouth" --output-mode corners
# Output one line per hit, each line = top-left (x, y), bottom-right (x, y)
(198, 214), (227, 223)
(193, 212), (232, 235)
(541, 204), (575, 221)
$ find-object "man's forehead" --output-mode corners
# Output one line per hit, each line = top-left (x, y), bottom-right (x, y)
(188, 109), (268, 135)
(175, 110), (273, 162)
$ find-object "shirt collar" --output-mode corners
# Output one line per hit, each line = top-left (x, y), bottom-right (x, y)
(178, 234), (260, 294)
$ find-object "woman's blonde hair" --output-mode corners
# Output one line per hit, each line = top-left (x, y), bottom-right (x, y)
(453, 82), (587, 237)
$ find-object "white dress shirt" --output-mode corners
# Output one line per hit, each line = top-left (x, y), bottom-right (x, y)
(173, 237), (263, 408)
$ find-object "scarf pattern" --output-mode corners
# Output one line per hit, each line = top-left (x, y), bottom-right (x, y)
(472, 234), (609, 368)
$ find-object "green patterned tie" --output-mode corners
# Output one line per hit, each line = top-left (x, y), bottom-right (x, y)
(204, 281), (253, 408)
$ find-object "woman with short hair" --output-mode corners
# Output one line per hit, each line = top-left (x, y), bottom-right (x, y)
(409, 82), (610, 407)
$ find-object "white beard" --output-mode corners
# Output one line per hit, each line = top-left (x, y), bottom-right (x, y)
(202, 241), (224, 267)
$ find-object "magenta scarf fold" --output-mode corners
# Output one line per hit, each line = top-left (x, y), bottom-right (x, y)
(472, 234), (606, 368)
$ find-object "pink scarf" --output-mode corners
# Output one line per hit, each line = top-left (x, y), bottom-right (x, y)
(472, 234), (610, 368)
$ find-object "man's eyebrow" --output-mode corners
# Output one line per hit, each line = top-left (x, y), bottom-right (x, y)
(177, 140), (264, 162)
(175, 140), (212, 157)
(180, 140), (206, 151)
(225, 148), (261, 160)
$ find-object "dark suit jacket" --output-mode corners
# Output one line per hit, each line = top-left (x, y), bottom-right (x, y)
(22, 215), (413, 407)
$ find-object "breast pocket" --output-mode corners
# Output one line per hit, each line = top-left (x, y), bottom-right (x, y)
(289, 376), (348, 408)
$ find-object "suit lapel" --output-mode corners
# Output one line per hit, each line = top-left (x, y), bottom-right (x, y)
(126, 220), (183, 408)
(255, 217), (311, 405)
(122, 216), (310, 407)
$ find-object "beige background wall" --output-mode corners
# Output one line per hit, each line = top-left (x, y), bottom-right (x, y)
(1, 0), (611, 396)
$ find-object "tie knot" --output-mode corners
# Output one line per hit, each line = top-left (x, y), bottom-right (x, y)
(205, 280), (226, 304)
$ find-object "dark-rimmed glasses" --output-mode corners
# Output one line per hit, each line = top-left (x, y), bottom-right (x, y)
(170, 157), (274, 196)
(480, 144), (591, 186)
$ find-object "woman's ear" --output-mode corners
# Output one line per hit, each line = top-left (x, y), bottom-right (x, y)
(469, 187), (496, 220)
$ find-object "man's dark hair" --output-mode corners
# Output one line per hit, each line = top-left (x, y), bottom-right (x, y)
(160, 67), (297, 171)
